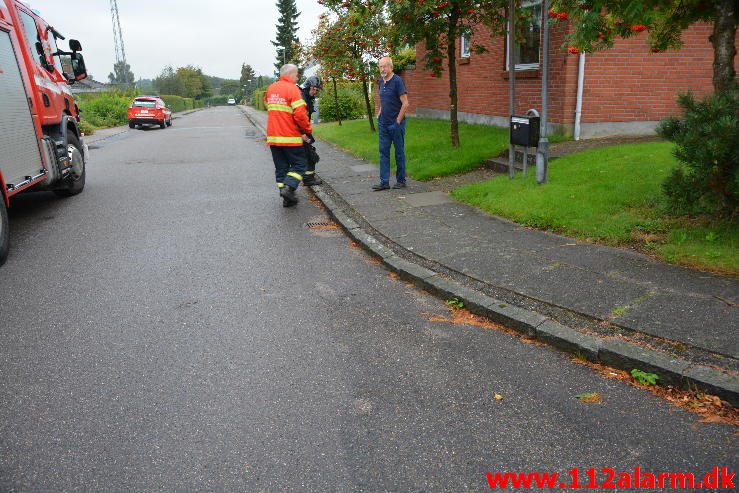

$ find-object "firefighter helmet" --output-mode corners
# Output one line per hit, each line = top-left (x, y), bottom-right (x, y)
(304, 76), (323, 90)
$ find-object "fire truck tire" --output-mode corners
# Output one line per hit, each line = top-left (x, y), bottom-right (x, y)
(129, 121), (135, 129)
(159, 119), (166, 129)
(0, 199), (9, 266)
(53, 133), (85, 197)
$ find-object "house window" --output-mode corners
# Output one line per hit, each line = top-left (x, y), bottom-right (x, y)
(507, 0), (541, 71)
(460, 34), (470, 59)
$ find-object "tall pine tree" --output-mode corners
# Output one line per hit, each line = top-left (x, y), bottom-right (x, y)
(272, 0), (300, 73)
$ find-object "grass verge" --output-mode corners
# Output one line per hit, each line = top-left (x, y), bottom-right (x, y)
(313, 118), (511, 180)
(451, 142), (737, 275)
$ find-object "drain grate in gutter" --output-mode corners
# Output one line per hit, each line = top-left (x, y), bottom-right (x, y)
(305, 220), (339, 229)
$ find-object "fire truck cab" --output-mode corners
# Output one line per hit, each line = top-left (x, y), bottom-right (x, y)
(0, 0), (88, 264)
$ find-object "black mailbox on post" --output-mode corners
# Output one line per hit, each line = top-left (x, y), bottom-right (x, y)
(510, 115), (540, 147)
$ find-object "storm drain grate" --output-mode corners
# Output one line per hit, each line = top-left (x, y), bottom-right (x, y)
(305, 220), (339, 229)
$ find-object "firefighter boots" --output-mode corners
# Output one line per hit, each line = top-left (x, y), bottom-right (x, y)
(280, 187), (298, 207)
(303, 175), (323, 186)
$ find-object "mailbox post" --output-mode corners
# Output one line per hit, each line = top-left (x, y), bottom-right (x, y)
(509, 109), (540, 177)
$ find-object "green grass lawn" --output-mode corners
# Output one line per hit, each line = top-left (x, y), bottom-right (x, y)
(314, 118), (737, 275)
(452, 142), (738, 275)
(313, 118), (511, 180)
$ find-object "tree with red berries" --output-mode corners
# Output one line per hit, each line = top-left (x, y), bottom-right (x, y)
(319, 0), (512, 147)
(311, 1), (391, 131)
(385, 0), (512, 147)
(549, 0), (736, 93)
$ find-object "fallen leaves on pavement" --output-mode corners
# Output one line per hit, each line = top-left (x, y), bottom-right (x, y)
(572, 358), (738, 427)
(576, 392), (603, 403)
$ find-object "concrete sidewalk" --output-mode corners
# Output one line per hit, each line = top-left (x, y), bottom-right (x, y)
(239, 105), (738, 405)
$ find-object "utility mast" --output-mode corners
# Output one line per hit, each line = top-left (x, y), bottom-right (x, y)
(110, 0), (127, 69)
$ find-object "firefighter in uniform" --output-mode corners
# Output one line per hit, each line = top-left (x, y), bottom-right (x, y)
(265, 64), (314, 207)
(300, 76), (323, 186)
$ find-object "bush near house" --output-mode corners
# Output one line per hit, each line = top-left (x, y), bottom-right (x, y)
(251, 88), (267, 110)
(318, 81), (367, 122)
(658, 88), (738, 218)
(75, 91), (133, 129)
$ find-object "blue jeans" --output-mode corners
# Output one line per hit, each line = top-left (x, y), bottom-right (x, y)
(378, 120), (406, 185)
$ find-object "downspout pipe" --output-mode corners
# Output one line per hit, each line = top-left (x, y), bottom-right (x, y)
(574, 53), (585, 141)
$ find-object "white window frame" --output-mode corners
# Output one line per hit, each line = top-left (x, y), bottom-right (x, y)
(460, 34), (471, 59)
(506, 0), (542, 71)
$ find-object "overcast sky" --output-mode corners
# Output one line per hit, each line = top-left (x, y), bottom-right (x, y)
(30, 0), (324, 81)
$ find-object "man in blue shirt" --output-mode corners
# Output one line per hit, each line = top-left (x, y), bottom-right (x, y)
(372, 56), (410, 191)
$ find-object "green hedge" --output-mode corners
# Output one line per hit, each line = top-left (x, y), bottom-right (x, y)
(251, 88), (267, 110)
(160, 95), (198, 112)
(318, 81), (366, 122)
(76, 91), (201, 132)
(75, 91), (133, 128)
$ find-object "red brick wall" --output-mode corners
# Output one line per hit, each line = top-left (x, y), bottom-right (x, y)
(397, 22), (722, 132)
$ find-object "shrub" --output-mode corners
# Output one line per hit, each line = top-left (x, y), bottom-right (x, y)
(251, 88), (267, 110)
(657, 88), (738, 217)
(160, 95), (187, 112)
(318, 81), (365, 122)
(78, 119), (96, 136)
(393, 47), (417, 72)
(76, 91), (131, 128)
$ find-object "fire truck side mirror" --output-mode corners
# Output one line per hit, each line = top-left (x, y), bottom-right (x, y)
(69, 39), (82, 52)
(70, 53), (87, 81)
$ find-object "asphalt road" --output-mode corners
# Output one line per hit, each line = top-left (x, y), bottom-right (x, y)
(0, 107), (736, 491)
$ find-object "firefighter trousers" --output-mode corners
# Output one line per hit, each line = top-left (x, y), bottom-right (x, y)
(270, 145), (307, 190)
(303, 142), (319, 177)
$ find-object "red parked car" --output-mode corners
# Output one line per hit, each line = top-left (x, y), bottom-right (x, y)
(128, 96), (172, 129)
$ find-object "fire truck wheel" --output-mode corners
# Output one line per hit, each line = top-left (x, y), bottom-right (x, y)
(53, 133), (85, 197)
(0, 199), (9, 266)
(159, 119), (166, 129)
(129, 121), (135, 129)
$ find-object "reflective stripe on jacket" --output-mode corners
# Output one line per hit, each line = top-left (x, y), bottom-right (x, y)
(266, 76), (312, 146)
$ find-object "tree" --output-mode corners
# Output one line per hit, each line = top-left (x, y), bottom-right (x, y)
(108, 60), (134, 86)
(388, 0), (515, 147)
(220, 80), (242, 96)
(152, 65), (211, 99)
(240, 63), (257, 99)
(549, 0), (736, 93)
(272, 0), (301, 72)
(311, 4), (391, 131)
(175, 66), (212, 99)
(326, 0), (509, 146)
(153, 66), (182, 95)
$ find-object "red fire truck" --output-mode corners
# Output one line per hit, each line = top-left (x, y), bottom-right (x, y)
(0, 0), (88, 265)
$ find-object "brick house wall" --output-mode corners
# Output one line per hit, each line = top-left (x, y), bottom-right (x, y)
(392, 21), (724, 138)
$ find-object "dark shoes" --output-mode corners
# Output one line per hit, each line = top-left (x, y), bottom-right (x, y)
(280, 187), (298, 207)
(303, 175), (323, 186)
(392, 181), (407, 189)
(372, 183), (390, 191)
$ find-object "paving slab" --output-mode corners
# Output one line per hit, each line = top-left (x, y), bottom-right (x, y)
(616, 292), (739, 359)
(400, 191), (454, 207)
